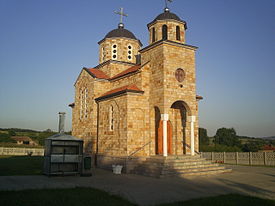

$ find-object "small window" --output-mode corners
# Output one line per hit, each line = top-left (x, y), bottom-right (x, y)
(112, 44), (117, 60)
(152, 27), (156, 42)
(176, 26), (181, 41)
(127, 44), (133, 60)
(162, 25), (168, 40)
(109, 105), (114, 131)
(101, 47), (105, 62)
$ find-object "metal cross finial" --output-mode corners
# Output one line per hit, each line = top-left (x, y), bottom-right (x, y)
(114, 7), (128, 24)
(164, 0), (173, 9)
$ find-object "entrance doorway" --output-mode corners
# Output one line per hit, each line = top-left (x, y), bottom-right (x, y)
(170, 101), (189, 155)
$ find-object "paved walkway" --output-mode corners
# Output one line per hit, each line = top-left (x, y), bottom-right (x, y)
(0, 165), (275, 206)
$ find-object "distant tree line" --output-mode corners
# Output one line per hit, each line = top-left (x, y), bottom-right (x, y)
(0, 128), (72, 147)
(199, 127), (273, 152)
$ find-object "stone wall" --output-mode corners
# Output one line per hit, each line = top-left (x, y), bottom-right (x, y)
(0, 147), (44, 156)
(201, 152), (275, 166)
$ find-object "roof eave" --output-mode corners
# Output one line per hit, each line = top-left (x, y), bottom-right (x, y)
(147, 19), (187, 30)
(98, 37), (143, 47)
(95, 89), (144, 102)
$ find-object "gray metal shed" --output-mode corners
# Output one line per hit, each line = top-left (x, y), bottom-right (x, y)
(43, 113), (84, 176)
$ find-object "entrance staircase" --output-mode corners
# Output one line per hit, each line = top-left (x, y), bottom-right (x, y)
(128, 155), (232, 178)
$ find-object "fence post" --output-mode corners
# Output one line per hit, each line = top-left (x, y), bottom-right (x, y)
(236, 152), (238, 165)
(249, 152), (252, 165)
(211, 152), (214, 162)
(223, 152), (226, 163)
(264, 152), (267, 166)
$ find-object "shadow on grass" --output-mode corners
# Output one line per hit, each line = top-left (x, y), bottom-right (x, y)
(0, 189), (274, 206)
(0, 156), (43, 176)
(217, 179), (275, 198)
(0, 187), (136, 206)
(158, 194), (275, 206)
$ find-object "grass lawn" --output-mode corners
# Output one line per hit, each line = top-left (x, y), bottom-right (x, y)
(0, 188), (274, 206)
(159, 194), (275, 206)
(0, 187), (135, 206)
(0, 155), (43, 175)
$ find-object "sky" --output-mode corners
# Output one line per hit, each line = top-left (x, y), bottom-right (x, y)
(0, 0), (274, 137)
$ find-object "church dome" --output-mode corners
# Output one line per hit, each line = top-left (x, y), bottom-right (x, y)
(154, 10), (181, 22)
(104, 23), (137, 40)
(148, 8), (187, 29)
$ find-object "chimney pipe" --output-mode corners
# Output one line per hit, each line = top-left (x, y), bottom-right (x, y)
(58, 112), (66, 134)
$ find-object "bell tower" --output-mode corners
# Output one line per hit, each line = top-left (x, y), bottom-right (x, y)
(140, 5), (200, 156)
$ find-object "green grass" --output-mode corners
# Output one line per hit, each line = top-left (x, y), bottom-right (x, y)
(0, 155), (43, 175)
(159, 194), (275, 206)
(0, 187), (136, 206)
(0, 189), (274, 206)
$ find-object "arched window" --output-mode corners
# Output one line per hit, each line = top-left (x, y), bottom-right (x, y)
(79, 88), (88, 120)
(162, 25), (168, 40)
(176, 26), (181, 41)
(152, 27), (156, 42)
(101, 46), (105, 62)
(109, 105), (114, 131)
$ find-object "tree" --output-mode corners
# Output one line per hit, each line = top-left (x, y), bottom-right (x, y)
(44, 129), (53, 133)
(8, 130), (16, 136)
(199, 128), (209, 146)
(242, 142), (261, 152)
(214, 127), (241, 147)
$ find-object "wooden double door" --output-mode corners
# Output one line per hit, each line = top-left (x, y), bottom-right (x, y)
(157, 120), (172, 155)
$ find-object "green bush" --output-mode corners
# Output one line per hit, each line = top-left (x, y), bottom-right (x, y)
(0, 133), (16, 143)
(200, 144), (242, 152)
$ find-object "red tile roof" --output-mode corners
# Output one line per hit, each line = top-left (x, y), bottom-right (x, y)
(96, 84), (144, 101)
(110, 65), (140, 80)
(11, 136), (33, 141)
(85, 68), (110, 79)
(262, 145), (275, 151)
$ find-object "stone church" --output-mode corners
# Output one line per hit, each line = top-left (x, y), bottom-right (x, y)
(70, 6), (230, 176)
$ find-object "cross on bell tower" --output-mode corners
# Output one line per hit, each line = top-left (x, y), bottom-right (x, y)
(114, 7), (128, 28)
(164, 0), (173, 12)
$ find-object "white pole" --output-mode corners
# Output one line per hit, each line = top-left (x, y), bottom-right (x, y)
(161, 114), (169, 157)
(190, 116), (196, 156)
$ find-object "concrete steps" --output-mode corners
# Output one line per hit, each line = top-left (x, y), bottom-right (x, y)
(129, 155), (232, 178)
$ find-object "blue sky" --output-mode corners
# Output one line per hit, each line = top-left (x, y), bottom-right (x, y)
(0, 0), (274, 137)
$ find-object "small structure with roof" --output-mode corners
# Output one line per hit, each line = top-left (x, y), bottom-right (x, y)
(11, 136), (38, 146)
(43, 112), (85, 176)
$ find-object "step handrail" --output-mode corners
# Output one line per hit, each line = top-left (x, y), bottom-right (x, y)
(127, 141), (152, 159)
(182, 141), (200, 155)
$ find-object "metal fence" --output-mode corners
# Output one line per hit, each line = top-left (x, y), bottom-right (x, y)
(201, 152), (275, 166)
(0, 147), (44, 156)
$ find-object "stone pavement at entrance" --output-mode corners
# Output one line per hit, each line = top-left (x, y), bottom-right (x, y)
(0, 165), (274, 206)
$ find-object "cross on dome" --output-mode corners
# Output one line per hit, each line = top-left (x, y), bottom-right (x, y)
(114, 8), (128, 28)
(164, 0), (173, 12)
